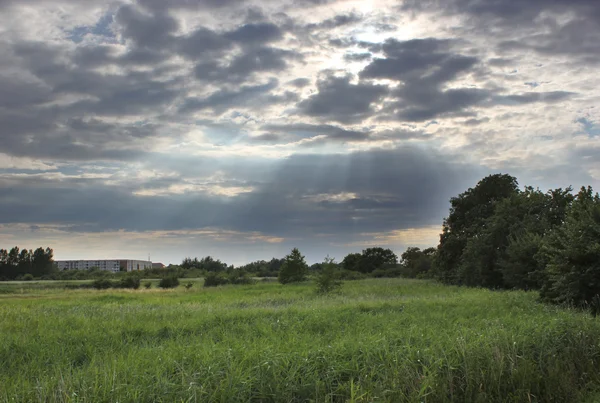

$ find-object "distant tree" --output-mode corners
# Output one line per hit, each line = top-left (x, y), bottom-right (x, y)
(310, 263), (323, 272)
(401, 247), (436, 278)
(315, 256), (342, 294)
(181, 256), (228, 272)
(278, 248), (308, 284)
(341, 253), (362, 272)
(359, 247), (398, 273)
(31, 247), (55, 277)
(540, 186), (600, 314)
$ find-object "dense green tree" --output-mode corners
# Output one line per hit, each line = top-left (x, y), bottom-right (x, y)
(360, 247), (398, 273)
(500, 231), (546, 290)
(341, 253), (362, 272)
(453, 186), (574, 289)
(278, 248), (308, 284)
(434, 174), (520, 284)
(0, 246), (55, 280)
(400, 247), (436, 278)
(180, 256), (228, 272)
(540, 186), (600, 313)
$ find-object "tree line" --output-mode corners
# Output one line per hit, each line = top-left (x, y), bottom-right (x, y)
(2, 172), (598, 312)
(0, 247), (54, 280)
(433, 174), (600, 313)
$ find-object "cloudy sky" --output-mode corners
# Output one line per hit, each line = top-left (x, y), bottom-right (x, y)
(0, 0), (599, 265)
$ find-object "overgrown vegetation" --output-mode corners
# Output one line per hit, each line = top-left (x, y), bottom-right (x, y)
(1, 279), (600, 402)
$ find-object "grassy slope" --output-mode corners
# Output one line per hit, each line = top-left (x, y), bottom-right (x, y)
(1, 279), (599, 402)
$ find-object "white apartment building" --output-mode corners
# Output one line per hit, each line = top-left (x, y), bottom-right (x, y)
(55, 259), (153, 272)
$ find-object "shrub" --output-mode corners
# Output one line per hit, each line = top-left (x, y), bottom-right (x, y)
(315, 257), (342, 294)
(22, 274), (34, 281)
(144, 282), (152, 289)
(119, 276), (141, 289)
(204, 272), (229, 287)
(92, 279), (113, 290)
(337, 269), (367, 281)
(158, 276), (179, 289)
(228, 270), (254, 285)
(371, 266), (403, 278)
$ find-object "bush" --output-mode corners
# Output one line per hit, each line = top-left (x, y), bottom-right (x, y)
(371, 266), (403, 278)
(204, 272), (229, 287)
(144, 281), (152, 289)
(119, 276), (141, 289)
(315, 257), (342, 294)
(158, 276), (179, 289)
(22, 273), (34, 281)
(228, 270), (254, 285)
(92, 279), (113, 289)
(337, 269), (367, 281)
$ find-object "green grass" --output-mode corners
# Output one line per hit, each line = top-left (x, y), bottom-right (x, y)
(1, 279), (599, 402)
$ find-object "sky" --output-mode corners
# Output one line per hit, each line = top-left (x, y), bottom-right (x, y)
(0, 0), (599, 265)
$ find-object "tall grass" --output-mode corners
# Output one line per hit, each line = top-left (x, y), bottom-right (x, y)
(0, 279), (599, 402)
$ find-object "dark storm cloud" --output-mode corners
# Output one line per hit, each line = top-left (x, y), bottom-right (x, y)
(179, 79), (281, 114)
(401, 0), (600, 60)
(401, 0), (599, 25)
(114, 4), (179, 49)
(137, 0), (247, 12)
(288, 77), (310, 88)
(225, 22), (283, 46)
(359, 38), (485, 121)
(344, 52), (372, 62)
(358, 37), (577, 121)
(177, 27), (232, 59)
(0, 146), (481, 237)
(260, 123), (370, 142)
(0, 75), (53, 108)
(297, 74), (388, 124)
(492, 91), (574, 106)
(194, 47), (301, 83)
(305, 13), (363, 30)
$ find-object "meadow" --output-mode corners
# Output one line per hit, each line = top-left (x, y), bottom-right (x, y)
(1, 278), (600, 402)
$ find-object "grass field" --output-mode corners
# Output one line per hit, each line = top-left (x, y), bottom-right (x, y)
(1, 278), (600, 402)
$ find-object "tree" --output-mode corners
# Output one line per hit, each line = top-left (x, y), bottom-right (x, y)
(434, 174), (520, 284)
(453, 186), (574, 289)
(359, 247), (398, 273)
(401, 247), (436, 278)
(540, 186), (600, 314)
(315, 256), (342, 294)
(278, 248), (308, 284)
(341, 253), (362, 272)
